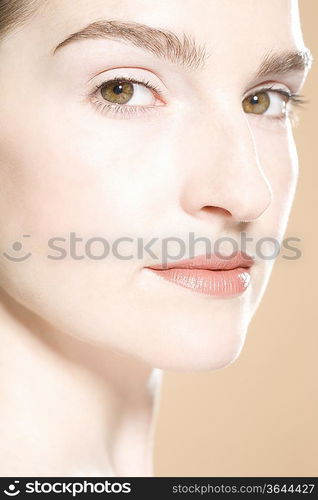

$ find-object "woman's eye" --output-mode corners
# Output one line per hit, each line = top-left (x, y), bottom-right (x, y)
(242, 90), (289, 118)
(99, 79), (158, 106)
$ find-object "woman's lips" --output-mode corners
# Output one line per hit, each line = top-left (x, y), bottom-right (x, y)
(145, 251), (254, 297)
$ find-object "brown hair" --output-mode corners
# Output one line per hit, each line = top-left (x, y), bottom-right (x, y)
(0, 0), (40, 40)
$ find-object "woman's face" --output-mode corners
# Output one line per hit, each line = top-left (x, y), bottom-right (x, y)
(0, 0), (309, 370)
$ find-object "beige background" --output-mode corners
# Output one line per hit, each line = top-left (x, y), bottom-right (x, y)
(154, 0), (318, 477)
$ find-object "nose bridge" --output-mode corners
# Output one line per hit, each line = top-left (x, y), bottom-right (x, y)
(179, 109), (273, 222)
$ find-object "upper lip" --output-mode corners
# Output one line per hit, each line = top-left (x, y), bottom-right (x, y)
(147, 251), (255, 271)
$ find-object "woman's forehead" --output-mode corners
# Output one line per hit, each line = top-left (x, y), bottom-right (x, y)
(2, 0), (305, 89)
(20, 0), (302, 54)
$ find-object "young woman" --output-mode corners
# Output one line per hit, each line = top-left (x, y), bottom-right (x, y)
(0, 0), (312, 476)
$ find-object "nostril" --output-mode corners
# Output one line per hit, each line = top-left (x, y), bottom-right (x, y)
(201, 206), (232, 218)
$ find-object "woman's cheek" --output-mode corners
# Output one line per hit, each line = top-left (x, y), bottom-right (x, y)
(249, 120), (299, 237)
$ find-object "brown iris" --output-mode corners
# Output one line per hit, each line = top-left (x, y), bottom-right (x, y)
(242, 92), (270, 114)
(100, 80), (134, 104)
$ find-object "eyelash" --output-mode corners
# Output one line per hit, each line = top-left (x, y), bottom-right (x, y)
(89, 77), (307, 122)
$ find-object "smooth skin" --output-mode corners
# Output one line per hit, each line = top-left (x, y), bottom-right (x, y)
(0, 0), (311, 476)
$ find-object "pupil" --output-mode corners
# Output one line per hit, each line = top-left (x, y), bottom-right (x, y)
(113, 84), (123, 95)
(251, 95), (259, 104)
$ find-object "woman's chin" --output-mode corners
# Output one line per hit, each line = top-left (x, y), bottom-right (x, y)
(128, 326), (249, 373)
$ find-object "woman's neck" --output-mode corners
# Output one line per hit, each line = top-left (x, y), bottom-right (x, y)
(0, 291), (162, 476)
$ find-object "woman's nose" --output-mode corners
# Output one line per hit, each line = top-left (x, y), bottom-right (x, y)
(179, 114), (273, 223)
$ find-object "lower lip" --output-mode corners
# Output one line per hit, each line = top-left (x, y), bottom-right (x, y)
(146, 267), (251, 297)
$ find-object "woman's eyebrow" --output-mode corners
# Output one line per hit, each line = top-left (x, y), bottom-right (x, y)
(254, 48), (313, 79)
(52, 19), (208, 70)
(52, 19), (313, 79)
